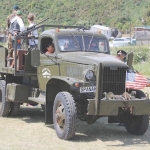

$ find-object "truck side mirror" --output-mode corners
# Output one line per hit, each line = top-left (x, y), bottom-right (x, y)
(127, 52), (134, 69)
(31, 48), (40, 67)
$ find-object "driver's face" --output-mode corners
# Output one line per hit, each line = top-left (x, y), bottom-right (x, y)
(47, 45), (55, 53)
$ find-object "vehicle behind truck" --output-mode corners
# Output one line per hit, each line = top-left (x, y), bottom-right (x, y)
(0, 24), (150, 140)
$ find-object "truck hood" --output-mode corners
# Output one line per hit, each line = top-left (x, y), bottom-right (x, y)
(59, 52), (128, 67)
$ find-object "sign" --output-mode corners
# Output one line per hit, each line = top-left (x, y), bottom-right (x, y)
(80, 86), (96, 93)
(42, 68), (51, 78)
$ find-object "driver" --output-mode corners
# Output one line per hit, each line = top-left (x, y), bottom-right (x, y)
(45, 43), (55, 54)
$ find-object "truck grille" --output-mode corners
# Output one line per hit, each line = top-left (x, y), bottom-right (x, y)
(102, 67), (127, 95)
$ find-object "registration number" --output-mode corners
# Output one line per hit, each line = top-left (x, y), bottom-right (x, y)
(80, 86), (96, 93)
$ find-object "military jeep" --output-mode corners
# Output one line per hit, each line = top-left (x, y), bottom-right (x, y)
(0, 25), (150, 140)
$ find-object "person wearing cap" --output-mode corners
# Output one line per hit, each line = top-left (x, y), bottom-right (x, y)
(13, 5), (19, 11)
(9, 9), (25, 50)
(9, 10), (25, 36)
(116, 50), (127, 63)
(9, 10), (25, 68)
(7, 5), (20, 60)
(7, 5), (20, 29)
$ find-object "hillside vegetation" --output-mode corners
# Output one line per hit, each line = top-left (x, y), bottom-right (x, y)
(0, 0), (150, 32)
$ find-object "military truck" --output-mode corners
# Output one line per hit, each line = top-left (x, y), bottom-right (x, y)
(0, 24), (150, 140)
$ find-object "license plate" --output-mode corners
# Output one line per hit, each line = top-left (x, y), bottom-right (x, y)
(80, 86), (96, 93)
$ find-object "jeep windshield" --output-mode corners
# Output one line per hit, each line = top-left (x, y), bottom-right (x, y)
(57, 35), (108, 53)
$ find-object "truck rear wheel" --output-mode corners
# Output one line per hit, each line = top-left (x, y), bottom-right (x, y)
(124, 90), (149, 135)
(41, 104), (45, 112)
(0, 80), (11, 117)
(9, 102), (20, 116)
(53, 92), (77, 140)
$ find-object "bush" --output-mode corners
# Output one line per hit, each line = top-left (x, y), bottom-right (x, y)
(134, 51), (148, 64)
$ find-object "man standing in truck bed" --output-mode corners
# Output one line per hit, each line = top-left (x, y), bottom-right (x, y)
(9, 10), (25, 68)
(7, 5), (20, 59)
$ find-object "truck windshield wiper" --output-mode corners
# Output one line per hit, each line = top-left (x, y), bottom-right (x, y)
(40, 51), (59, 65)
(87, 32), (94, 50)
(70, 32), (82, 51)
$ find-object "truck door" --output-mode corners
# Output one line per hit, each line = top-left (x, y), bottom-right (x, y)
(37, 37), (59, 91)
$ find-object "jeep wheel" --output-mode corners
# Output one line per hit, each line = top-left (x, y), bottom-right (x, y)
(53, 92), (77, 140)
(0, 80), (11, 116)
(124, 90), (149, 135)
(9, 102), (20, 116)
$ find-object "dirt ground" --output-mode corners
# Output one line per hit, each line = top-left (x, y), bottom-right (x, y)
(0, 88), (150, 150)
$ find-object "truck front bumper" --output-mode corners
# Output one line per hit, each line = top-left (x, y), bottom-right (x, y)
(87, 98), (150, 116)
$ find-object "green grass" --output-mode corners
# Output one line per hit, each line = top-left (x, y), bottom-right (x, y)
(134, 62), (150, 77)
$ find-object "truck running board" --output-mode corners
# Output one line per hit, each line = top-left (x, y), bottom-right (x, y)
(28, 97), (45, 105)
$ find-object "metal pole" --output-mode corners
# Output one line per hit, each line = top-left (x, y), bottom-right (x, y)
(130, 21), (131, 46)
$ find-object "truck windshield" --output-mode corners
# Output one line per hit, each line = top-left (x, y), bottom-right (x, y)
(58, 36), (82, 51)
(57, 35), (108, 53)
(84, 36), (107, 52)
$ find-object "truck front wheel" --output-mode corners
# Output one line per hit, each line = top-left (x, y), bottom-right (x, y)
(0, 80), (11, 117)
(53, 92), (77, 140)
(124, 114), (149, 135)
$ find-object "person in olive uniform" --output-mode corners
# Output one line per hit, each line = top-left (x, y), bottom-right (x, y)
(116, 50), (127, 63)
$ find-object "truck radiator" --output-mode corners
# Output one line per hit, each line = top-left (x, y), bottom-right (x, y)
(102, 67), (127, 95)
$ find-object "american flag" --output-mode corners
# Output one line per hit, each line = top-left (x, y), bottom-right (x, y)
(126, 72), (148, 90)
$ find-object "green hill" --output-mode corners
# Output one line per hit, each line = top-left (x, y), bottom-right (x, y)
(0, 0), (150, 32)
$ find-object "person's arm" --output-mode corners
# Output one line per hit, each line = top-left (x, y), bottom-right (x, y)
(17, 18), (25, 32)
(9, 27), (14, 35)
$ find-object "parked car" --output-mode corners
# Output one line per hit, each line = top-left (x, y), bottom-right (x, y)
(112, 37), (131, 47)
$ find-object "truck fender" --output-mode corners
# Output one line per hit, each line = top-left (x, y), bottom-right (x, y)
(45, 76), (82, 124)
(46, 76), (82, 102)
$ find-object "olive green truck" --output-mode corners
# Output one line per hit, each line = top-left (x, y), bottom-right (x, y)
(0, 25), (150, 140)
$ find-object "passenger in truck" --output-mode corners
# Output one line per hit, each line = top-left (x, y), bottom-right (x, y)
(45, 43), (55, 54)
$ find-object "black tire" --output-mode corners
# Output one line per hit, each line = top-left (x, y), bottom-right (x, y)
(53, 92), (77, 140)
(9, 102), (20, 116)
(41, 104), (45, 112)
(124, 90), (149, 135)
(0, 80), (11, 117)
(124, 114), (149, 135)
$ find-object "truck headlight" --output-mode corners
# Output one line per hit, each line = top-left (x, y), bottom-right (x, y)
(85, 70), (94, 81)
